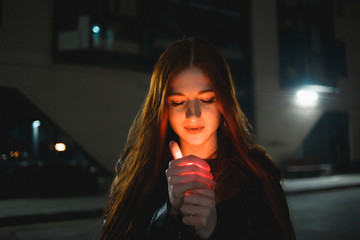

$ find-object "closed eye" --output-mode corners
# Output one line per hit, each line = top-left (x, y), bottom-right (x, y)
(170, 101), (185, 106)
(201, 97), (216, 104)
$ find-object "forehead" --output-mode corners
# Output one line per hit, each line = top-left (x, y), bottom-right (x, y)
(169, 67), (212, 93)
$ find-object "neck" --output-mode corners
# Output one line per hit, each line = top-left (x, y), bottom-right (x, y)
(180, 139), (217, 159)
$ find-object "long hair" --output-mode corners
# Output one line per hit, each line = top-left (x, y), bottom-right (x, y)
(101, 38), (295, 239)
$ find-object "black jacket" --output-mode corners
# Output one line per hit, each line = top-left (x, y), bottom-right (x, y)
(147, 176), (289, 239)
(119, 155), (293, 240)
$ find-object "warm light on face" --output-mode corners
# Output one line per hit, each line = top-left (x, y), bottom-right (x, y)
(167, 67), (221, 156)
(296, 89), (318, 107)
(55, 143), (66, 152)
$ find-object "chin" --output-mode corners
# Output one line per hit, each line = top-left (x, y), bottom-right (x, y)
(182, 136), (207, 146)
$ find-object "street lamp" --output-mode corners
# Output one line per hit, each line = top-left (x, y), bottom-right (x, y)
(92, 25), (100, 34)
(32, 120), (41, 128)
(296, 89), (318, 107)
(32, 120), (41, 161)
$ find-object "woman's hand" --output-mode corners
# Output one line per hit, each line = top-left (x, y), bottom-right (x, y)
(166, 141), (217, 239)
(181, 188), (217, 239)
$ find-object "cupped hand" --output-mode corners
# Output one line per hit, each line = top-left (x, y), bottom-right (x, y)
(181, 189), (217, 239)
(166, 141), (217, 238)
(166, 141), (214, 214)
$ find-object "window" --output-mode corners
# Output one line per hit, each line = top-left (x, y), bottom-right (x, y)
(277, 0), (344, 89)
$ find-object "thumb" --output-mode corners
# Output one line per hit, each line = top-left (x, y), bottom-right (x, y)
(169, 140), (183, 159)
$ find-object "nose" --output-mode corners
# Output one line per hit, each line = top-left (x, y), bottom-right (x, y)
(186, 100), (201, 119)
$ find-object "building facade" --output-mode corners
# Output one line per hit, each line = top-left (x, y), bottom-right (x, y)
(0, 0), (359, 186)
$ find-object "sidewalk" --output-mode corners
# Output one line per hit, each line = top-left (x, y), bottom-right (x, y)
(0, 174), (359, 227)
(0, 196), (106, 227)
(282, 173), (360, 194)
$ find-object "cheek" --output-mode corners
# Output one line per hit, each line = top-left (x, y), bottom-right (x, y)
(203, 106), (221, 126)
(168, 108), (182, 130)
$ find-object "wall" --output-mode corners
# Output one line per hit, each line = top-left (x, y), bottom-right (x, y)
(334, 0), (360, 163)
(251, 0), (360, 164)
(1, 0), (359, 172)
(0, 0), (150, 171)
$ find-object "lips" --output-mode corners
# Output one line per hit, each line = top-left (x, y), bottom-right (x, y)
(184, 126), (204, 134)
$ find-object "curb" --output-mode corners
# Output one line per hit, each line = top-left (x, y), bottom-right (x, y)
(284, 183), (360, 195)
(1, 175), (360, 227)
(0, 209), (103, 227)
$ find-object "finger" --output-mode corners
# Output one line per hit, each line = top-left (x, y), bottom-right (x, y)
(183, 191), (215, 208)
(185, 188), (216, 198)
(181, 205), (210, 228)
(168, 174), (214, 189)
(180, 204), (210, 217)
(169, 155), (210, 172)
(166, 165), (213, 180)
(171, 181), (210, 198)
(170, 140), (183, 159)
(182, 214), (207, 228)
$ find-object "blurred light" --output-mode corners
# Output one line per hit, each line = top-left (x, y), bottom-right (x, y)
(32, 120), (41, 128)
(10, 151), (20, 158)
(55, 143), (66, 152)
(296, 90), (318, 107)
(92, 25), (100, 34)
(302, 84), (338, 94)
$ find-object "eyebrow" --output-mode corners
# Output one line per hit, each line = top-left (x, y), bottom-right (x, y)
(168, 89), (214, 96)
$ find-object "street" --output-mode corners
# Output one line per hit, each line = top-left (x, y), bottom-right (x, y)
(287, 188), (360, 240)
(0, 187), (359, 240)
(0, 218), (101, 240)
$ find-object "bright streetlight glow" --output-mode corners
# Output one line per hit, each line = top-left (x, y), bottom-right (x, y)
(55, 143), (66, 152)
(92, 25), (100, 34)
(296, 89), (318, 107)
(32, 120), (41, 128)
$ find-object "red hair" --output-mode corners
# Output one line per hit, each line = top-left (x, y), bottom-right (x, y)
(101, 38), (295, 239)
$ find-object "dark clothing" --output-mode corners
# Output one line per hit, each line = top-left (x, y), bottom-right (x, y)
(148, 175), (289, 239)
(122, 154), (293, 239)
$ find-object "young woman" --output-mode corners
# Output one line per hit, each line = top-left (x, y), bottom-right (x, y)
(101, 38), (296, 239)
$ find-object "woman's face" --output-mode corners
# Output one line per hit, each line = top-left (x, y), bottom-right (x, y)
(167, 67), (221, 155)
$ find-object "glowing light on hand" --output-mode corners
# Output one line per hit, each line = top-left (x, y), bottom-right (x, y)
(169, 140), (212, 180)
(180, 162), (211, 172)
(172, 145), (183, 159)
